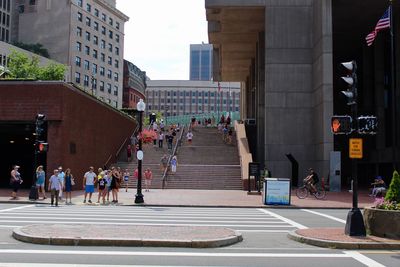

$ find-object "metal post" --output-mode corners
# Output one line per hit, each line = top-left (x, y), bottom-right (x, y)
(135, 110), (144, 204)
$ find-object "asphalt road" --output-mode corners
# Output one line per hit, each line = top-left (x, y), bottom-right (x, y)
(0, 203), (398, 267)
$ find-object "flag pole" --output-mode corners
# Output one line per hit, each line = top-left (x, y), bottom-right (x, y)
(390, 0), (398, 170)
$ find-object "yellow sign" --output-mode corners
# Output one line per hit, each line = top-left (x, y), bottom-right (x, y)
(349, 138), (363, 159)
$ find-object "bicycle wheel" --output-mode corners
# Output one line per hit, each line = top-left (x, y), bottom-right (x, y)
(296, 186), (309, 199)
(314, 189), (326, 199)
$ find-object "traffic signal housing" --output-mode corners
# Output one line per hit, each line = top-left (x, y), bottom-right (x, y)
(357, 116), (378, 135)
(35, 113), (46, 136)
(331, 115), (352, 134)
(341, 61), (357, 105)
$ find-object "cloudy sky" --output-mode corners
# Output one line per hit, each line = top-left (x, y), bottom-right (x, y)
(116, 0), (209, 80)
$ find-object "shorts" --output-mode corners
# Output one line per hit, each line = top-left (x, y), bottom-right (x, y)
(36, 182), (45, 188)
(171, 165), (177, 173)
(85, 184), (95, 193)
(145, 179), (152, 186)
(11, 181), (20, 192)
(188, 139), (192, 143)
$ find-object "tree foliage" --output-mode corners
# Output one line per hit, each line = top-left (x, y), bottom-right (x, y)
(5, 50), (66, 81)
(12, 42), (50, 58)
(385, 170), (400, 202)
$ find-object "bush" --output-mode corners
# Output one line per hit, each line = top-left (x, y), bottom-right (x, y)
(385, 170), (400, 203)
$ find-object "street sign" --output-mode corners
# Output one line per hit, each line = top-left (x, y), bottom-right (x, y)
(349, 138), (363, 159)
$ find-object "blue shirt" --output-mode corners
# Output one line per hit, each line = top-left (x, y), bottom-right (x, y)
(36, 171), (45, 184)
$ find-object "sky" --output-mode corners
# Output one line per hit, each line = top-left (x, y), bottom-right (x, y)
(116, 0), (209, 80)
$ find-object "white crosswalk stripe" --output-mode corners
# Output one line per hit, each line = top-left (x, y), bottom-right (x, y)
(0, 205), (297, 233)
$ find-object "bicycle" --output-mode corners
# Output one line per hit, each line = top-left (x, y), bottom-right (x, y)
(296, 181), (326, 199)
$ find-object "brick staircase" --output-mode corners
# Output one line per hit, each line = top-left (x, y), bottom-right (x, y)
(116, 126), (242, 190)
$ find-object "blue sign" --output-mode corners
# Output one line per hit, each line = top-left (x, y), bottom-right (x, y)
(264, 178), (291, 205)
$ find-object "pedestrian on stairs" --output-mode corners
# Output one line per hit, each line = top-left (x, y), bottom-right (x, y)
(144, 168), (153, 192)
(171, 156), (178, 174)
(160, 154), (168, 173)
(158, 131), (164, 148)
(186, 130), (193, 145)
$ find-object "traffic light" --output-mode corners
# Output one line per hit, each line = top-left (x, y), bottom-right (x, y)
(35, 113), (46, 136)
(341, 60), (357, 105)
(37, 142), (49, 153)
(357, 116), (378, 134)
(331, 115), (352, 134)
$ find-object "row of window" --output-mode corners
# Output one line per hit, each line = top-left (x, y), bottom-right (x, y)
(148, 105), (239, 112)
(0, 0), (11, 12)
(0, 26), (9, 42)
(75, 72), (119, 96)
(0, 10), (10, 27)
(147, 97), (239, 105)
(76, 27), (120, 57)
(75, 56), (119, 81)
(77, 12), (120, 43)
(76, 0), (120, 30)
(148, 91), (239, 98)
(98, 96), (118, 108)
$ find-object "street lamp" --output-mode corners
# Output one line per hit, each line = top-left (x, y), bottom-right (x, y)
(135, 99), (145, 204)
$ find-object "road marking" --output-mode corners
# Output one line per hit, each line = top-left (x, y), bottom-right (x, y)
(237, 230), (290, 233)
(301, 209), (346, 224)
(257, 209), (308, 229)
(0, 249), (351, 258)
(344, 251), (386, 267)
(0, 225), (18, 228)
(0, 264), (231, 267)
(0, 205), (34, 213)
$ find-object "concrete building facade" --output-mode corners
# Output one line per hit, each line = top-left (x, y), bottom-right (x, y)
(122, 60), (146, 109)
(0, 0), (11, 43)
(145, 80), (240, 117)
(15, 0), (128, 109)
(190, 43), (213, 81)
(205, 0), (400, 187)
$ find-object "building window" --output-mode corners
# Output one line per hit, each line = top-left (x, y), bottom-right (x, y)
(210, 92), (215, 97)
(86, 3), (91, 12)
(77, 27), (82, 37)
(100, 81), (104, 91)
(77, 12), (82, 22)
(101, 13), (106, 22)
(100, 67), (105, 76)
(115, 47), (119, 56)
(114, 85), (118, 96)
(107, 56), (112, 65)
(115, 34), (120, 43)
(92, 78), (97, 89)
(92, 49), (98, 59)
(75, 72), (81, 83)
(101, 26), (106, 35)
(108, 43), (112, 52)
(116, 21), (120, 30)
(85, 46), (90, 55)
(93, 35), (98, 45)
(85, 31), (90, 41)
(114, 59), (119, 68)
(114, 72), (118, 82)
(100, 40), (105, 49)
(85, 17), (91, 27)
(84, 60), (90, 70)
(77, 0), (82, 7)
(76, 42), (81, 51)
(94, 8), (99, 17)
(108, 30), (113, 39)
(107, 83), (111, 93)
(75, 56), (81, 67)
(94, 21), (98, 31)
(92, 63), (97, 74)
(84, 75), (89, 86)
(107, 70), (112, 79)
(100, 53), (105, 62)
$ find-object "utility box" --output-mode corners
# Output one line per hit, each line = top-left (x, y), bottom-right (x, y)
(330, 151), (341, 192)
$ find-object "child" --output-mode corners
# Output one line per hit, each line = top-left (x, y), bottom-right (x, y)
(123, 169), (130, 192)
(105, 170), (112, 203)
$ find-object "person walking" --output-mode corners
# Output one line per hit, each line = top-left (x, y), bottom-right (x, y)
(160, 154), (168, 173)
(123, 169), (130, 192)
(144, 168), (153, 192)
(10, 165), (23, 200)
(83, 166), (96, 203)
(48, 169), (62, 207)
(35, 165), (46, 200)
(64, 168), (74, 204)
(58, 166), (65, 201)
(170, 156), (178, 175)
(186, 130), (193, 145)
(158, 131), (164, 148)
(105, 170), (112, 203)
(110, 167), (120, 204)
(167, 132), (174, 150)
(127, 144), (132, 162)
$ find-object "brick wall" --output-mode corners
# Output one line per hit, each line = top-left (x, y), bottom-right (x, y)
(0, 81), (136, 187)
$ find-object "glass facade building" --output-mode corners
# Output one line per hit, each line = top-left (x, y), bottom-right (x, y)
(190, 44), (212, 81)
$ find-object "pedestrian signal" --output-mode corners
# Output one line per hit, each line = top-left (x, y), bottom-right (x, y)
(331, 115), (352, 134)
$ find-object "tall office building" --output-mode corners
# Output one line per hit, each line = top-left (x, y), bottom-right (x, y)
(0, 0), (12, 43)
(190, 43), (212, 81)
(16, 0), (129, 109)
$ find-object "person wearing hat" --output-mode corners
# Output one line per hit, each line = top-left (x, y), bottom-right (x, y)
(370, 176), (386, 197)
(10, 165), (23, 200)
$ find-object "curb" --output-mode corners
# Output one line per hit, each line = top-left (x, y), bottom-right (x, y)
(12, 225), (243, 248)
(287, 230), (400, 250)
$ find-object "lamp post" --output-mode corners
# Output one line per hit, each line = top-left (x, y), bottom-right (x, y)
(135, 99), (145, 204)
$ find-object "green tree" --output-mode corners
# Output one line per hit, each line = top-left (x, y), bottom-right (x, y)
(5, 50), (66, 80)
(385, 170), (400, 202)
(12, 42), (50, 58)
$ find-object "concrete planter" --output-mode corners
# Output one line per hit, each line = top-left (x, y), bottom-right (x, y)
(364, 207), (400, 239)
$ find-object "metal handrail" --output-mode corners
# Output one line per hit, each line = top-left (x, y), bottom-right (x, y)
(161, 124), (186, 189)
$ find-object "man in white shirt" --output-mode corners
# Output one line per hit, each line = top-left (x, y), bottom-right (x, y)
(83, 166), (96, 203)
(48, 169), (62, 207)
(58, 166), (65, 201)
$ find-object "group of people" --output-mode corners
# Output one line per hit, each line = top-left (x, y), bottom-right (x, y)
(151, 122), (181, 150)
(160, 154), (178, 176)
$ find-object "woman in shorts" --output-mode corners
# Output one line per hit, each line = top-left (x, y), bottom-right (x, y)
(36, 165), (46, 200)
(123, 169), (130, 192)
(144, 168), (153, 192)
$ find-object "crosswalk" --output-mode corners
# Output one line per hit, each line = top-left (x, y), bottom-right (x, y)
(0, 205), (299, 233)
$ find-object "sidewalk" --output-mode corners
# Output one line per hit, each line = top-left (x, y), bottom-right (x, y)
(0, 188), (376, 208)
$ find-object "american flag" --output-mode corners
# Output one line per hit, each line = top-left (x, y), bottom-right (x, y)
(366, 6), (391, 46)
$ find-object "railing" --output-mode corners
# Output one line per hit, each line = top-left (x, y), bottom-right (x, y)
(164, 112), (241, 126)
(161, 124), (186, 189)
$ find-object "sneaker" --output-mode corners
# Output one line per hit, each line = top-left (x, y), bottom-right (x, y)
(88, 200), (92, 203)
(83, 199), (86, 203)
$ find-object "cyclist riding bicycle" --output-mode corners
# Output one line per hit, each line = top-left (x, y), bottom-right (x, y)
(303, 168), (319, 193)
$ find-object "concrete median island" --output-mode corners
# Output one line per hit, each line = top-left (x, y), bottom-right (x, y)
(12, 224), (243, 248)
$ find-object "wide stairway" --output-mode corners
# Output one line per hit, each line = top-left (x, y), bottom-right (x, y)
(116, 126), (242, 190)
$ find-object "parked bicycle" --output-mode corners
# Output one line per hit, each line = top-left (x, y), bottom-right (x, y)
(296, 180), (326, 199)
